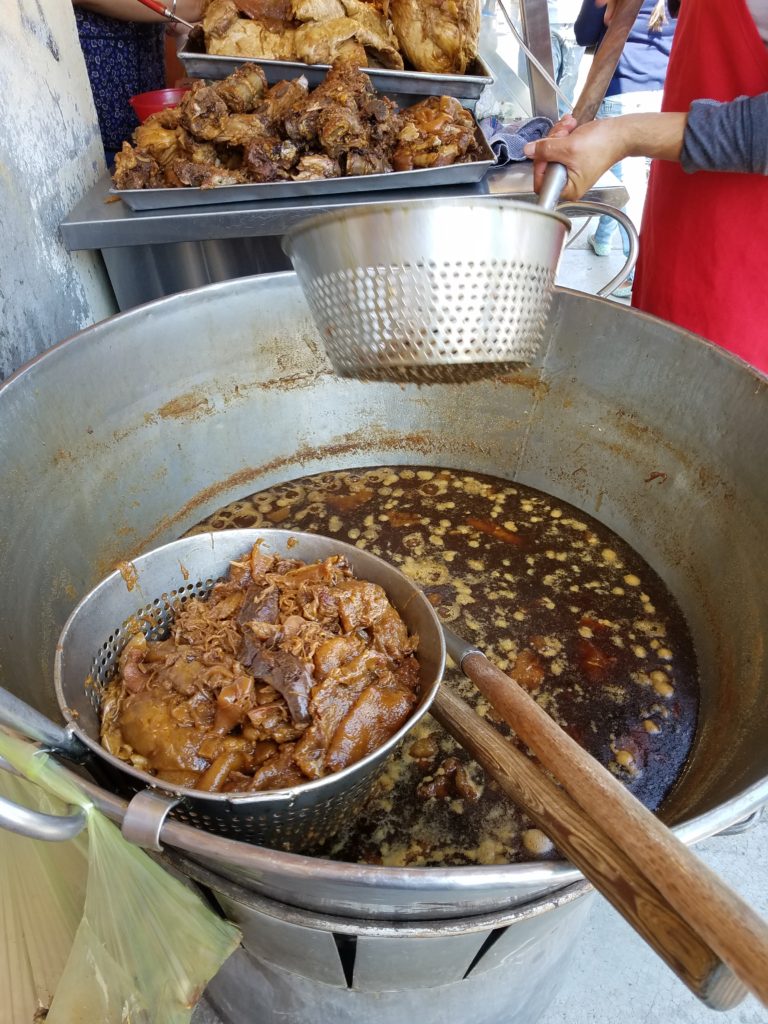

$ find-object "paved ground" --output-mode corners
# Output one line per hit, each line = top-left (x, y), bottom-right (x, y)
(538, 818), (768, 1024)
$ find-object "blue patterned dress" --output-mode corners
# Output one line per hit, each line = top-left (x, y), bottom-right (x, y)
(75, 8), (166, 160)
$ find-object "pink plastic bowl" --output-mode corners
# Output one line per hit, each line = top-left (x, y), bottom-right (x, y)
(129, 87), (189, 123)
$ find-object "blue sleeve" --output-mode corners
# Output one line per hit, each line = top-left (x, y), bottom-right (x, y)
(681, 93), (768, 175)
(574, 0), (606, 47)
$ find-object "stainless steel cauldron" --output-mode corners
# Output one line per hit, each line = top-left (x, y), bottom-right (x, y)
(1, 273), (766, 921)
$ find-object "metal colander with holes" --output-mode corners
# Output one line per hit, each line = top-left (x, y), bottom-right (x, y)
(0, 530), (444, 850)
(282, 199), (572, 382)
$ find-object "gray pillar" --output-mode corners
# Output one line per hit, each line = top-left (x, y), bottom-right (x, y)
(0, 0), (117, 380)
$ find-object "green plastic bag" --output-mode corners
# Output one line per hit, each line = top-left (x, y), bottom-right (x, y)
(0, 729), (240, 1024)
(0, 771), (87, 1024)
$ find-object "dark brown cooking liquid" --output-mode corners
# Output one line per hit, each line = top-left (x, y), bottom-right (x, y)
(189, 467), (698, 866)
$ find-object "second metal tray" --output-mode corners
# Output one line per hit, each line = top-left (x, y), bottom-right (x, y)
(177, 41), (493, 108)
(111, 127), (496, 211)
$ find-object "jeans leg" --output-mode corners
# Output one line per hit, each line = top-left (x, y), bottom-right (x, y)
(549, 27), (584, 117)
(592, 98), (626, 247)
(556, 34), (584, 110)
(594, 158), (624, 246)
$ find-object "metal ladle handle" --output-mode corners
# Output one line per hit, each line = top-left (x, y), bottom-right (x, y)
(0, 754), (88, 841)
(0, 686), (87, 761)
(0, 687), (180, 850)
(557, 201), (638, 297)
(538, 0), (646, 211)
(0, 686), (90, 841)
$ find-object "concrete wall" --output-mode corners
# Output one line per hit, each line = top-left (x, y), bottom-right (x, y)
(0, 0), (117, 380)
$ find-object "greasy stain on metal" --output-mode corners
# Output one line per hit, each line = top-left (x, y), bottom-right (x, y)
(254, 369), (335, 392)
(495, 371), (550, 398)
(117, 560), (139, 591)
(179, 561), (190, 580)
(133, 429), (492, 556)
(156, 391), (212, 421)
(591, 409), (734, 501)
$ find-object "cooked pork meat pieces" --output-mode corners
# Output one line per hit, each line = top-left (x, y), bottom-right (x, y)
(203, 0), (403, 68)
(112, 59), (480, 191)
(180, 81), (231, 139)
(112, 142), (165, 190)
(292, 152), (342, 178)
(390, 0), (479, 74)
(99, 546), (421, 793)
(392, 94), (478, 170)
(214, 62), (268, 112)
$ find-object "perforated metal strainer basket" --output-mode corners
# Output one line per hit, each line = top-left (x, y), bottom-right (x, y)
(283, 0), (647, 385)
(0, 530), (444, 852)
(283, 199), (572, 383)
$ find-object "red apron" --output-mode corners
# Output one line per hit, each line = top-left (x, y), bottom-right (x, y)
(632, 0), (768, 372)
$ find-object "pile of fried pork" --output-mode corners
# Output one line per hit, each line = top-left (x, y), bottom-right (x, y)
(113, 60), (480, 190)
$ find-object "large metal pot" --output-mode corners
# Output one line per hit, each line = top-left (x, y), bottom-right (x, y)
(1, 273), (766, 920)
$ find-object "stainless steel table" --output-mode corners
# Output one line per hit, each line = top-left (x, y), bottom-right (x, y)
(61, 166), (627, 311)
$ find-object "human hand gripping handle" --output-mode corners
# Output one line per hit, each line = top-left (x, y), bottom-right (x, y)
(524, 112), (690, 201)
(533, 0), (645, 208)
(526, 116), (633, 201)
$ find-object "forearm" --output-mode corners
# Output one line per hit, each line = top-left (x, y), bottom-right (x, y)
(523, 111), (688, 200)
(73, 0), (203, 22)
(682, 93), (768, 174)
(615, 111), (688, 162)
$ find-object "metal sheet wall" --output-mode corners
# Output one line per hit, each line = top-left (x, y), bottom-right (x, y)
(0, 0), (116, 379)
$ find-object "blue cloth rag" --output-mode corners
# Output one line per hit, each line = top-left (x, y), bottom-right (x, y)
(479, 116), (553, 164)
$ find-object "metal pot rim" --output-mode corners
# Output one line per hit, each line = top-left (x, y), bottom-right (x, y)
(281, 197), (572, 257)
(63, 756), (768, 890)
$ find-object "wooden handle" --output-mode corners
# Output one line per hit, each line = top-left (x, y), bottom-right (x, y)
(571, 0), (646, 126)
(431, 687), (746, 1009)
(460, 652), (768, 1007)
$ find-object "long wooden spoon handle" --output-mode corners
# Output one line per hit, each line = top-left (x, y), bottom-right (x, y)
(458, 649), (768, 1007)
(431, 687), (747, 1009)
(571, 0), (646, 127)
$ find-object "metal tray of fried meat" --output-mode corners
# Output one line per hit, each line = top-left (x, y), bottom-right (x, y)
(110, 127), (496, 212)
(177, 41), (493, 108)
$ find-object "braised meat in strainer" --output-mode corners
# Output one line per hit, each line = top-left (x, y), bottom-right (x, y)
(99, 545), (420, 792)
